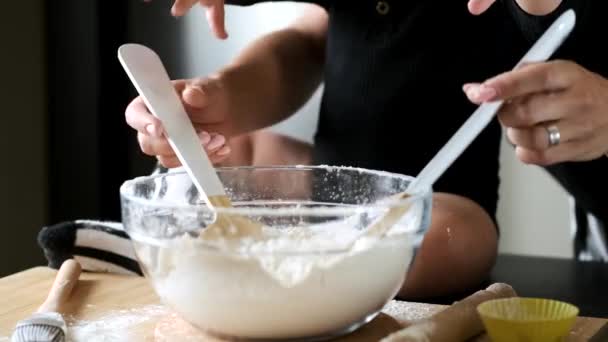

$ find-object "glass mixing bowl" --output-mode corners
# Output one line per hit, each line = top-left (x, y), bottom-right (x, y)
(120, 166), (432, 341)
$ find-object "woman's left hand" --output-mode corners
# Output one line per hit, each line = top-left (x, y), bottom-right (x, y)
(145, 0), (228, 39)
(463, 61), (608, 165)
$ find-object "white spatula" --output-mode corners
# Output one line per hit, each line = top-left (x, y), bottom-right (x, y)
(118, 44), (262, 239)
(118, 44), (223, 208)
(363, 9), (576, 238)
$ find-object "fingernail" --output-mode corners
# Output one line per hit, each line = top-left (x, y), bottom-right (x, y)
(198, 131), (211, 145)
(464, 86), (478, 99)
(207, 134), (226, 151)
(467, 84), (497, 102)
(216, 145), (231, 156)
(462, 83), (475, 92)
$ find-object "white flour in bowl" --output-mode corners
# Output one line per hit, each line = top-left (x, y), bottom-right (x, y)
(132, 223), (413, 340)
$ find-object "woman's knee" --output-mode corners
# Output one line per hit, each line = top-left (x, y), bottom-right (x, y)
(399, 193), (498, 299)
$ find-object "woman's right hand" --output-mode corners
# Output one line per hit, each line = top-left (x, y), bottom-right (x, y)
(170, 0), (228, 39)
(125, 76), (233, 168)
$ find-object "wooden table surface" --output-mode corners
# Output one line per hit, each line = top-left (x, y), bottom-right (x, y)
(0, 267), (605, 341)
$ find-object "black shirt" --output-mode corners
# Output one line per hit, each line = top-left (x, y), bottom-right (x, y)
(313, 0), (514, 219)
(228, 0), (608, 226)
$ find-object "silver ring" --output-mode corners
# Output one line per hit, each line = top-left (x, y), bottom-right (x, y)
(546, 124), (561, 147)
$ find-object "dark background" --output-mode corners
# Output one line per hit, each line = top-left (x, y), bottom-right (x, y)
(0, 1), (190, 276)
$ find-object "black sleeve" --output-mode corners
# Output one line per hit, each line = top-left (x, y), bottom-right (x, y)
(546, 161), (608, 225)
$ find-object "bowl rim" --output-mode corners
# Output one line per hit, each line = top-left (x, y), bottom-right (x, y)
(119, 165), (432, 216)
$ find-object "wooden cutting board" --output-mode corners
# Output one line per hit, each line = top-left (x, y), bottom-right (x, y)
(0, 267), (605, 341)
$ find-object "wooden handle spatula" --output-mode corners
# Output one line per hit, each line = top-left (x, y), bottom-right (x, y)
(363, 9), (576, 240)
(118, 43), (262, 239)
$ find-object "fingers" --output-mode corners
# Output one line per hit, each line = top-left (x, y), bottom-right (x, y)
(172, 0), (228, 39)
(504, 110), (602, 165)
(179, 77), (228, 128)
(465, 60), (608, 164)
(514, 139), (589, 166)
(139, 130), (209, 156)
(181, 78), (213, 109)
(465, 61), (580, 104)
(467, 0), (496, 15)
(171, 0), (199, 16)
(127, 75), (230, 168)
(157, 155), (182, 168)
(126, 79), (197, 136)
(130, 77), (219, 133)
(158, 149), (230, 167)
(497, 91), (574, 128)
(206, 3), (228, 39)
(147, 132), (231, 168)
(138, 132), (176, 156)
(125, 96), (164, 137)
(158, 146), (230, 168)
(505, 119), (585, 151)
(175, 77), (224, 116)
(462, 83), (496, 104)
(499, 90), (597, 161)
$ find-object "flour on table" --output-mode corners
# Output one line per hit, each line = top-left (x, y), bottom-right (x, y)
(66, 305), (169, 342)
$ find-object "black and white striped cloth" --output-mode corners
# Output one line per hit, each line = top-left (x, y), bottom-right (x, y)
(38, 219), (143, 276)
(36, 167), (174, 276)
(37, 165), (171, 276)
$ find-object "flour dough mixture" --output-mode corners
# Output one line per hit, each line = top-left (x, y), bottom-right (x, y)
(132, 220), (413, 339)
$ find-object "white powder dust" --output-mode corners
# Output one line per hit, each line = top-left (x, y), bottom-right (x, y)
(66, 305), (169, 342)
(382, 301), (443, 322)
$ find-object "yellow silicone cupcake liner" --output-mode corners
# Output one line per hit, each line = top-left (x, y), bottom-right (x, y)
(477, 297), (579, 342)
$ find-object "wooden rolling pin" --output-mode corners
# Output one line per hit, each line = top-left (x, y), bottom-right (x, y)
(381, 283), (517, 342)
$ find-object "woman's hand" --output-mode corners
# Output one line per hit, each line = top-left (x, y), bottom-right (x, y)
(464, 61), (608, 165)
(125, 76), (234, 168)
(145, 0), (228, 39)
(467, 0), (562, 15)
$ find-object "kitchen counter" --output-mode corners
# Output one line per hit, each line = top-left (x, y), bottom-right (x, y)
(0, 263), (606, 341)
(423, 254), (608, 318)
(490, 254), (608, 317)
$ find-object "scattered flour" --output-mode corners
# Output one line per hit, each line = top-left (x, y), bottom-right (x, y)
(132, 221), (414, 340)
(66, 305), (169, 342)
(382, 301), (442, 322)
